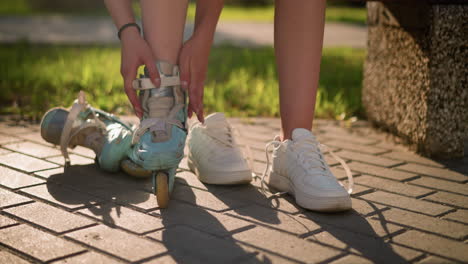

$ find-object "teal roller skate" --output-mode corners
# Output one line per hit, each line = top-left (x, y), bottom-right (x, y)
(40, 91), (134, 172)
(121, 60), (187, 208)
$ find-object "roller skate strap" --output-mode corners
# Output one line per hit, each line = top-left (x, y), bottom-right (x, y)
(59, 92), (106, 166)
(133, 76), (180, 90)
(131, 116), (184, 145)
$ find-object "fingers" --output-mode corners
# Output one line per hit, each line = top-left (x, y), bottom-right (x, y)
(180, 65), (190, 92)
(189, 82), (204, 123)
(143, 56), (160, 88)
(122, 67), (143, 118)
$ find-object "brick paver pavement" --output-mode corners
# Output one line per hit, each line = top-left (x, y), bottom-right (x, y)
(0, 116), (467, 263)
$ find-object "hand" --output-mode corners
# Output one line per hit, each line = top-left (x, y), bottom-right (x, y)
(120, 28), (160, 118)
(178, 34), (212, 123)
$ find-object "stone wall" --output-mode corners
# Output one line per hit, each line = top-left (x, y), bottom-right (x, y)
(363, 2), (467, 158)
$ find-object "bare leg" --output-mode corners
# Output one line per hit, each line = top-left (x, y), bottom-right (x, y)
(274, 0), (326, 140)
(140, 0), (189, 64)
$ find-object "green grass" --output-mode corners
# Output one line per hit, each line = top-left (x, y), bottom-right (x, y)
(0, 1), (366, 25)
(0, 43), (365, 120)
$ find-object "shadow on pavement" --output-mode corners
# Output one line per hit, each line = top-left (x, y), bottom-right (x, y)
(46, 164), (151, 226)
(156, 177), (273, 263)
(303, 204), (408, 264)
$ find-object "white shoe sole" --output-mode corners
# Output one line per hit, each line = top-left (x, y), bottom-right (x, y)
(269, 171), (352, 212)
(187, 155), (252, 185)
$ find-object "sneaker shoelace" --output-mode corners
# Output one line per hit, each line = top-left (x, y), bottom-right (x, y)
(260, 137), (354, 197)
(201, 122), (256, 172)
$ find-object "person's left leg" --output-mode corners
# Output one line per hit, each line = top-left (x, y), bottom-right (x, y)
(264, 0), (353, 212)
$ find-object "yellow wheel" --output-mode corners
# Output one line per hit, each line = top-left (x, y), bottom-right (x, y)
(156, 172), (169, 208)
(121, 159), (152, 178)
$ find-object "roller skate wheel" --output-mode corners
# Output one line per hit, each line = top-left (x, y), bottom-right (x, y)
(155, 172), (169, 208)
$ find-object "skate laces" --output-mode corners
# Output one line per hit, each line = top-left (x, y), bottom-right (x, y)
(260, 136), (354, 197)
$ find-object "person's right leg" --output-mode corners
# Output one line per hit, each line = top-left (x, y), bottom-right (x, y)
(123, 1), (190, 204)
(140, 0), (188, 64)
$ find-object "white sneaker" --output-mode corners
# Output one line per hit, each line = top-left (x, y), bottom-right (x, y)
(187, 113), (252, 185)
(263, 128), (353, 212)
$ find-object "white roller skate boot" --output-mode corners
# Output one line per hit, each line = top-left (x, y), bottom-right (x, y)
(263, 128), (353, 212)
(187, 113), (252, 185)
(122, 61), (187, 208)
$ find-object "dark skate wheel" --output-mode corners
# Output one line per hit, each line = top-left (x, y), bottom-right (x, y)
(155, 172), (169, 208)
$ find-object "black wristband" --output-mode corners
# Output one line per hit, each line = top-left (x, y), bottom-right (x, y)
(118, 23), (141, 40)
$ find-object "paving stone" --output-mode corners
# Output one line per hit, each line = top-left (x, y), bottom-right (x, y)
(326, 139), (389, 155)
(0, 125), (38, 135)
(369, 208), (468, 240)
(331, 255), (373, 264)
(47, 154), (94, 166)
(226, 204), (320, 235)
(54, 251), (124, 264)
(220, 185), (302, 214)
(15, 132), (49, 144)
(382, 151), (444, 168)
(0, 166), (44, 189)
(0, 188), (32, 208)
(416, 255), (459, 264)
(443, 210), (468, 224)
(330, 166), (361, 182)
(143, 255), (180, 264)
(4, 202), (95, 233)
(351, 198), (389, 216)
(34, 167), (65, 179)
(354, 175), (433, 197)
(335, 150), (403, 167)
(347, 161), (417, 181)
(70, 146), (96, 158)
(309, 229), (422, 263)
(423, 191), (468, 208)
(237, 137), (269, 151)
(147, 225), (249, 263)
(360, 191), (451, 216)
(323, 133), (379, 145)
(231, 225), (341, 263)
(67, 224), (168, 262)
(349, 183), (372, 196)
(3, 141), (61, 158)
(20, 183), (101, 210)
(409, 176), (468, 196)
(0, 224), (84, 262)
(151, 201), (251, 237)
(395, 163), (467, 182)
(299, 210), (403, 238)
(233, 250), (299, 264)
(33, 165), (155, 210)
(0, 148), (11, 155)
(78, 203), (163, 234)
(0, 249), (29, 264)
(175, 170), (237, 195)
(0, 152), (59, 173)
(392, 230), (468, 263)
(252, 161), (267, 175)
(0, 133), (22, 145)
(172, 184), (246, 212)
(0, 214), (17, 228)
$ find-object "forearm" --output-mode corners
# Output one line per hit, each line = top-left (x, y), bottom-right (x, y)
(104, 0), (136, 29)
(193, 0), (223, 41)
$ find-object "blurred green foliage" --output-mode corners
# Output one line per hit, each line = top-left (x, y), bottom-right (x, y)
(0, 0), (366, 25)
(0, 44), (364, 120)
